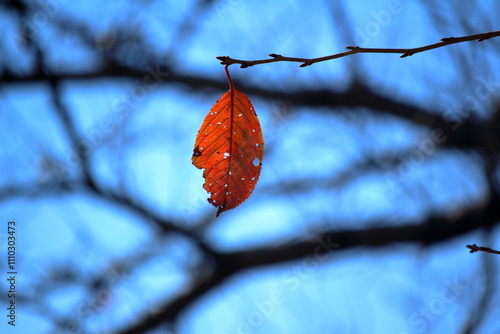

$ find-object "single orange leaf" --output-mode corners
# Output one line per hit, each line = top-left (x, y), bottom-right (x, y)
(192, 66), (264, 217)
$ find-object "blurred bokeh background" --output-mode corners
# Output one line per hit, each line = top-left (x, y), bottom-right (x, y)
(1, 0), (500, 333)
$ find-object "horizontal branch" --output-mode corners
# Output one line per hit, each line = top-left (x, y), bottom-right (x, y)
(0, 64), (449, 129)
(466, 244), (500, 255)
(217, 30), (500, 68)
(0, 65), (486, 160)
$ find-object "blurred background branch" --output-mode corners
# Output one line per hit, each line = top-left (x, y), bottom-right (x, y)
(1, 1), (500, 334)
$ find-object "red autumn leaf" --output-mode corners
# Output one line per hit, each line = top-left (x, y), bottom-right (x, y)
(192, 66), (264, 217)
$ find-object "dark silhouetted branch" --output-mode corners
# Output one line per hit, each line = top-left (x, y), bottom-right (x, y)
(466, 244), (500, 255)
(217, 30), (500, 67)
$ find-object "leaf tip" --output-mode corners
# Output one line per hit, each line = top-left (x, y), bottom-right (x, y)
(215, 206), (224, 217)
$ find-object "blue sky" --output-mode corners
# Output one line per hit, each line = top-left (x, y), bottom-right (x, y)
(1, 0), (500, 333)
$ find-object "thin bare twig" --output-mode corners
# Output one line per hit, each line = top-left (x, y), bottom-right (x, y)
(217, 30), (500, 68)
(466, 244), (500, 255)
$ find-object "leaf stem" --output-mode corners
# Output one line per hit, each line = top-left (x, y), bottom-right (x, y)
(224, 64), (234, 90)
